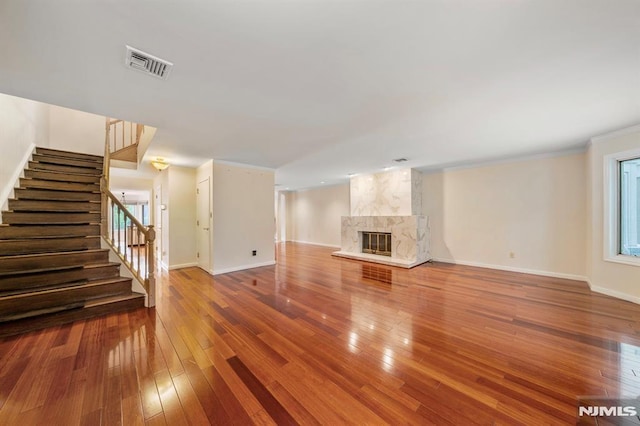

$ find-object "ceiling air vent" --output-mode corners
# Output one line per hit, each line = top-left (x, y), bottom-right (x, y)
(125, 45), (173, 80)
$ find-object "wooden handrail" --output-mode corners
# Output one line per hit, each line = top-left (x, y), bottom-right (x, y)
(106, 190), (152, 236)
(102, 117), (156, 307)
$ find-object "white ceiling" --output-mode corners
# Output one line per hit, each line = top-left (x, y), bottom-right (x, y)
(1, 1), (638, 190)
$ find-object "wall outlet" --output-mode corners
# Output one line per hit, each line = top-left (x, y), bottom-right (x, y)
(252, 250), (257, 256)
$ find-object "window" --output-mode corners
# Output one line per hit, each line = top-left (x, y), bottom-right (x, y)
(604, 148), (640, 266)
(620, 157), (640, 256)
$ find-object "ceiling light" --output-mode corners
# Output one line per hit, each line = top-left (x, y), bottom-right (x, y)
(151, 158), (169, 171)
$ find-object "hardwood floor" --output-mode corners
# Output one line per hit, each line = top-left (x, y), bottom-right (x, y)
(1, 242), (640, 424)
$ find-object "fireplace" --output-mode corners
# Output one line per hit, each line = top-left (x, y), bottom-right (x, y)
(362, 232), (392, 256)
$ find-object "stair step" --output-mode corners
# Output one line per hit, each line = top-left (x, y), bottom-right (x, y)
(0, 263), (121, 292)
(35, 147), (104, 163)
(0, 236), (101, 255)
(20, 178), (100, 192)
(31, 154), (103, 170)
(8, 199), (99, 212)
(0, 224), (100, 239)
(13, 188), (101, 202)
(28, 161), (103, 176)
(24, 169), (101, 184)
(0, 249), (110, 275)
(0, 292), (145, 338)
(0, 277), (133, 321)
(110, 144), (138, 162)
(1, 211), (101, 225)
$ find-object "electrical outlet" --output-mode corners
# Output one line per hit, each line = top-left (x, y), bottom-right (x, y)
(252, 250), (257, 256)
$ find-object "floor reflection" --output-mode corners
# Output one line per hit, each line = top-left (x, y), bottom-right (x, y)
(361, 263), (394, 286)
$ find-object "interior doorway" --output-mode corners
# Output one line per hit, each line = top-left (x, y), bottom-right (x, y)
(196, 178), (211, 273)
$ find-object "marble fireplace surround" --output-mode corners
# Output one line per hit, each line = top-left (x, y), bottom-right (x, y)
(333, 215), (430, 268)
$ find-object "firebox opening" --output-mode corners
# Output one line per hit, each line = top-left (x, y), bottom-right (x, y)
(362, 232), (392, 257)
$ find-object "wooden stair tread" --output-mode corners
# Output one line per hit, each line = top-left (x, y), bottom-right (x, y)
(0, 224), (100, 239)
(0, 292), (144, 336)
(28, 161), (103, 176)
(0, 276), (131, 300)
(0, 235), (101, 256)
(0, 264), (120, 289)
(24, 169), (101, 184)
(8, 199), (100, 212)
(0, 249), (110, 275)
(35, 147), (104, 162)
(2, 211), (101, 225)
(20, 178), (100, 192)
(85, 292), (144, 307)
(30, 154), (103, 170)
(0, 260), (118, 278)
(13, 188), (101, 202)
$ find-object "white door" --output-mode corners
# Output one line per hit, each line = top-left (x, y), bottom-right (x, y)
(196, 178), (211, 272)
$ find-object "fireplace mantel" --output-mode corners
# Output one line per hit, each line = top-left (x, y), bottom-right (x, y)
(332, 215), (430, 268)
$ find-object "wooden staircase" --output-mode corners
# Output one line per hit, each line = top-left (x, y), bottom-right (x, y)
(0, 147), (145, 337)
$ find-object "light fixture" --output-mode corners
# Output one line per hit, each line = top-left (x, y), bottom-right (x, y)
(151, 158), (169, 171)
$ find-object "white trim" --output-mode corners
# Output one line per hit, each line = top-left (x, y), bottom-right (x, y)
(588, 283), (640, 305)
(0, 142), (35, 214)
(602, 147), (640, 268)
(212, 260), (276, 275)
(291, 240), (341, 249)
(213, 159), (275, 172)
(161, 261), (169, 271)
(591, 123), (640, 144)
(431, 257), (587, 282)
(168, 262), (199, 270)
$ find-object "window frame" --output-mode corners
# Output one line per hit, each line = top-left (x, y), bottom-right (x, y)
(604, 148), (640, 267)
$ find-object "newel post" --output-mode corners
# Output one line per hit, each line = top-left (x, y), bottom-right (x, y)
(147, 225), (156, 307)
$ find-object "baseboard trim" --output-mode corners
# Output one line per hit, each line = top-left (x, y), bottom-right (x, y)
(168, 262), (198, 270)
(588, 283), (640, 305)
(1, 142), (35, 215)
(213, 260), (276, 275)
(431, 257), (587, 282)
(290, 240), (341, 249)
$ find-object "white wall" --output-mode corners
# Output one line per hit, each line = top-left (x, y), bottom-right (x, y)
(152, 166), (197, 270)
(287, 184), (350, 247)
(212, 162), (275, 274)
(0, 93), (49, 213)
(423, 152), (587, 279)
(48, 104), (105, 156)
(167, 166), (197, 269)
(587, 127), (640, 302)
